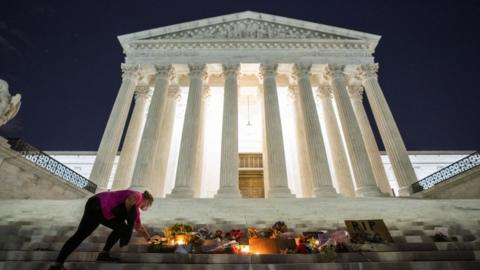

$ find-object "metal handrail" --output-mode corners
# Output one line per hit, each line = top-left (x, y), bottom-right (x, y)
(7, 138), (97, 193)
(411, 151), (480, 193)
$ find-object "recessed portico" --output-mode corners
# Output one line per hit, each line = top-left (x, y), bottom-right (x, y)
(89, 11), (417, 198)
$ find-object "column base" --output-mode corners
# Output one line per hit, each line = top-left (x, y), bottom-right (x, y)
(214, 187), (242, 198)
(312, 186), (339, 198)
(355, 185), (382, 197)
(268, 187), (295, 198)
(397, 185), (413, 197)
(166, 187), (194, 198)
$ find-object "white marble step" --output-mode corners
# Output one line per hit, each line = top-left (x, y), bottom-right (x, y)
(10, 241), (480, 253)
(1, 260), (480, 270)
(0, 250), (479, 263)
(2, 198), (480, 227)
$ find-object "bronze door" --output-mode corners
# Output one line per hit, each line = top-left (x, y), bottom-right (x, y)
(239, 170), (264, 198)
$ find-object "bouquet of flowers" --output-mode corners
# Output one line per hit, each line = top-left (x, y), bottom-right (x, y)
(225, 229), (243, 241)
(147, 235), (175, 253)
(170, 224), (193, 235)
(248, 227), (260, 239)
(272, 221), (288, 233)
(163, 223), (193, 246)
(259, 228), (274, 239)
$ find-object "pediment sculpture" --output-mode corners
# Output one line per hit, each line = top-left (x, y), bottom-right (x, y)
(0, 79), (21, 127)
(143, 19), (355, 40)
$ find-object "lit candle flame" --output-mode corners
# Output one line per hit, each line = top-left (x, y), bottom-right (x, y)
(176, 240), (185, 245)
(240, 245), (250, 254)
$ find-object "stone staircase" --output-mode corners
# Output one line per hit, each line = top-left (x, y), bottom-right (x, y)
(0, 198), (479, 269)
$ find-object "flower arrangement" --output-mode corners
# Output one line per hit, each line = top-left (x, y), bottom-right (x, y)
(272, 221), (288, 237)
(225, 229), (244, 241)
(248, 227), (260, 239)
(260, 228), (274, 238)
(163, 223), (193, 245)
(170, 224), (193, 235)
(147, 221), (356, 258)
(147, 235), (176, 253)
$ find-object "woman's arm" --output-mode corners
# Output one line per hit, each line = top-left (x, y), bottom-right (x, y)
(125, 194), (151, 242)
(135, 223), (151, 242)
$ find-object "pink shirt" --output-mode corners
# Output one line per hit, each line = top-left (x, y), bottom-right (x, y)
(96, 190), (142, 225)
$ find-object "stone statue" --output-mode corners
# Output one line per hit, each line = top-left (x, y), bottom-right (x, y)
(0, 79), (21, 127)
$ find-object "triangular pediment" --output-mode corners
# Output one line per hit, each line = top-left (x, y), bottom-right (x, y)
(118, 11), (380, 46)
(140, 18), (355, 40)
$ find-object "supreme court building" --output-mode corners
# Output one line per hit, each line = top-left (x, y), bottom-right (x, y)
(88, 11), (418, 199)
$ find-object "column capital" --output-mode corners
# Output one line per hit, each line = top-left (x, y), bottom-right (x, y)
(188, 64), (207, 79)
(222, 64), (240, 77)
(316, 84), (333, 99)
(347, 84), (365, 101)
(168, 84), (181, 99)
(134, 85), (152, 100)
(154, 64), (174, 79)
(287, 84), (298, 100)
(292, 63), (312, 80)
(121, 64), (142, 81)
(356, 63), (379, 81)
(323, 64), (346, 81)
(135, 84), (150, 94)
(259, 63), (278, 80)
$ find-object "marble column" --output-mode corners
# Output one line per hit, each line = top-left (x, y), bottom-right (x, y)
(148, 85), (181, 197)
(356, 63), (417, 196)
(216, 64), (242, 198)
(316, 84), (356, 197)
(90, 64), (141, 190)
(168, 64), (207, 198)
(258, 85), (270, 196)
(348, 84), (391, 194)
(130, 65), (173, 191)
(288, 85), (313, 197)
(193, 85), (209, 197)
(259, 64), (293, 198)
(293, 64), (337, 197)
(112, 85), (152, 190)
(323, 64), (381, 197)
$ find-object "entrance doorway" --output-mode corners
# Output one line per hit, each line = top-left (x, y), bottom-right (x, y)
(239, 170), (264, 198)
(239, 153), (264, 198)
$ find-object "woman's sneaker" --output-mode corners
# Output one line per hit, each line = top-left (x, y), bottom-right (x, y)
(96, 252), (120, 262)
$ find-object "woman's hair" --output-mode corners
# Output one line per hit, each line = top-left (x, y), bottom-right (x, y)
(143, 190), (154, 203)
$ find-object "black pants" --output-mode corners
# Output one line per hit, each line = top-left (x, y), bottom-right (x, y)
(55, 196), (129, 263)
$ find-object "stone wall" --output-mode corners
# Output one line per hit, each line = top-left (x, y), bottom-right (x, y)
(0, 137), (92, 199)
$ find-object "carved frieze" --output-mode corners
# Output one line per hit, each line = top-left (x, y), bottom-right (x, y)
(142, 19), (355, 41)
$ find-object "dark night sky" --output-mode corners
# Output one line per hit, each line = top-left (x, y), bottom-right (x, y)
(0, 0), (479, 151)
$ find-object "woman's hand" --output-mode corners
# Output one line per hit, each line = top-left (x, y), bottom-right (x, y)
(135, 223), (151, 242)
(147, 234), (163, 244)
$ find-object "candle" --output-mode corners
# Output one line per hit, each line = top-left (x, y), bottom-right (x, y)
(240, 245), (250, 254)
(175, 234), (187, 245)
(176, 239), (185, 245)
